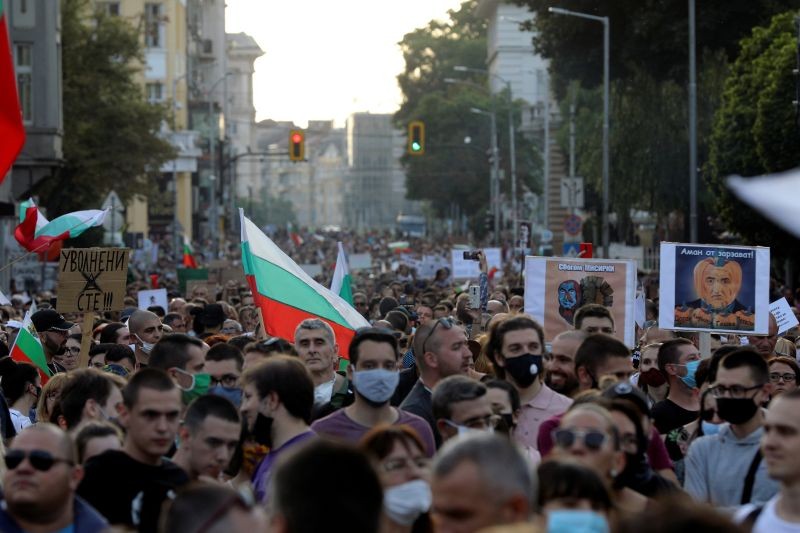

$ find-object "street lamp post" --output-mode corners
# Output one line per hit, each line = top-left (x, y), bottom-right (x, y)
(469, 106), (501, 244)
(455, 66), (518, 246)
(207, 72), (234, 257)
(171, 72), (188, 260)
(688, 0), (698, 242)
(549, 7), (610, 258)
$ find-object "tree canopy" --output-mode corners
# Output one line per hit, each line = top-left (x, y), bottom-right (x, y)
(395, 0), (541, 234)
(707, 11), (800, 250)
(35, 0), (175, 216)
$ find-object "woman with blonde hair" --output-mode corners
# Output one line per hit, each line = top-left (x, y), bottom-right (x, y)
(35, 372), (69, 424)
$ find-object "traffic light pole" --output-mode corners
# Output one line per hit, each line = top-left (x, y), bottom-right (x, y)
(489, 109), (500, 244)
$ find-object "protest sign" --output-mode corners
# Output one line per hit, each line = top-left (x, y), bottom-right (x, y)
(658, 243), (770, 334)
(299, 264), (323, 278)
(57, 248), (129, 313)
(349, 253), (373, 271)
(770, 297), (799, 335)
(138, 289), (168, 312)
(451, 248), (502, 279)
(525, 256), (637, 346)
(177, 268), (209, 295)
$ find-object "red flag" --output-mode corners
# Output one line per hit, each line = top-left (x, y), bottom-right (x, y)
(0, 0), (25, 181)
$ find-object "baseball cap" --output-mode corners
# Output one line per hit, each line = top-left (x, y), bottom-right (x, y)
(601, 381), (652, 417)
(31, 309), (74, 332)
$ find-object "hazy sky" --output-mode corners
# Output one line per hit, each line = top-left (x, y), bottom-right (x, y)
(225, 0), (466, 127)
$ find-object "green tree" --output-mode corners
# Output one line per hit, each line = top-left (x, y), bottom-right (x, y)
(707, 11), (800, 250)
(35, 0), (175, 215)
(396, 0), (541, 234)
(512, 0), (800, 100)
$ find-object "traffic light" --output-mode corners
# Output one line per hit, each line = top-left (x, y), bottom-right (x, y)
(407, 121), (425, 155)
(289, 129), (305, 162)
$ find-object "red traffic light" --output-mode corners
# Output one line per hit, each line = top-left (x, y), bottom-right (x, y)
(291, 132), (303, 144)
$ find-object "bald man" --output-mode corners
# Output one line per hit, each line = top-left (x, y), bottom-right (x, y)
(128, 310), (164, 368)
(0, 424), (108, 532)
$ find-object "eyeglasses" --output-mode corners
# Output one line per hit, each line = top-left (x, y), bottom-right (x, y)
(210, 374), (239, 388)
(769, 372), (797, 383)
(64, 346), (81, 356)
(382, 456), (430, 473)
(708, 383), (764, 399)
(5, 449), (74, 471)
(552, 428), (609, 451)
(421, 317), (454, 354)
(445, 414), (499, 431)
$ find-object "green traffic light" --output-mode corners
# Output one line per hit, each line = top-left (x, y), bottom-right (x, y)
(411, 141), (421, 151)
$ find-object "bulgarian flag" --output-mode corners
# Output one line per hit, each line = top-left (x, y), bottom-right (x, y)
(330, 241), (353, 305)
(9, 309), (52, 384)
(0, 0), (25, 182)
(240, 209), (369, 358)
(15, 198), (108, 253)
(183, 238), (197, 268)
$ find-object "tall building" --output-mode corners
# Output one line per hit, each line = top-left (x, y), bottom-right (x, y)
(3, 0), (63, 204)
(226, 32), (264, 201)
(345, 113), (409, 231)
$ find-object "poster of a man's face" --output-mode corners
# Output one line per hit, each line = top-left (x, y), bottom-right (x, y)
(659, 243), (769, 335)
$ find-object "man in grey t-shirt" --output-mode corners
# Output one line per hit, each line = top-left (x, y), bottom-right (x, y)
(312, 328), (435, 456)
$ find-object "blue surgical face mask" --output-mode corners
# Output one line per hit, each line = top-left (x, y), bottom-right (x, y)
(352, 368), (399, 404)
(547, 510), (609, 533)
(701, 420), (721, 436)
(678, 359), (701, 389)
(209, 385), (243, 407)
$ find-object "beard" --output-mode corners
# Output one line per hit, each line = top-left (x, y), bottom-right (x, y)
(545, 370), (579, 397)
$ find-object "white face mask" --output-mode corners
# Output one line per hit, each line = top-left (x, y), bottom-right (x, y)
(314, 379), (335, 405)
(135, 334), (156, 354)
(352, 368), (399, 404)
(384, 479), (432, 525)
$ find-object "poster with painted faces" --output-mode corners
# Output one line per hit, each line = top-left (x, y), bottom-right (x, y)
(658, 243), (770, 334)
(524, 256), (637, 346)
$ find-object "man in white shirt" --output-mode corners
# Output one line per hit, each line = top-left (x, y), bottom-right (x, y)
(739, 388), (800, 531)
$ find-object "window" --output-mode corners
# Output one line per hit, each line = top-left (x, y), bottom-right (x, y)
(15, 44), (32, 123)
(146, 82), (163, 103)
(105, 2), (120, 16)
(144, 3), (163, 48)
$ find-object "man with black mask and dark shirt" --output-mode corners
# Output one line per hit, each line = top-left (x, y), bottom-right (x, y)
(31, 309), (74, 374)
(78, 369), (188, 531)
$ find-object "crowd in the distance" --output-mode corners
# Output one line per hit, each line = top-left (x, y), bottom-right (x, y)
(0, 245), (798, 533)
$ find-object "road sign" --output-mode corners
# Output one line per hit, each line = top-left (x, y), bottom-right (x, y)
(560, 177), (585, 208)
(563, 243), (580, 257)
(564, 214), (583, 236)
(57, 248), (130, 313)
(540, 229), (554, 244)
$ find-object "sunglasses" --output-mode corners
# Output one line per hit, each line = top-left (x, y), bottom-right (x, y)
(5, 449), (74, 471)
(552, 428), (609, 451)
(422, 317), (455, 353)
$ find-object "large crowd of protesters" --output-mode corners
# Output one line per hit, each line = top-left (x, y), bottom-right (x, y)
(0, 228), (799, 533)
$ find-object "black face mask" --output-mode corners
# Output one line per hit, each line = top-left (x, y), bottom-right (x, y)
(503, 354), (543, 388)
(251, 413), (273, 448)
(494, 413), (515, 435)
(716, 397), (759, 425)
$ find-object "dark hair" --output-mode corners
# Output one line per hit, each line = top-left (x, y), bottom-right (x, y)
(68, 333), (82, 343)
(122, 368), (177, 408)
(89, 343), (117, 357)
(74, 421), (122, 463)
(161, 482), (257, 533)
(384, 310), (409, 332)
(241, 355), (314, 423)
(719, 348), (769, 385)
(227, 334), (254, 351)
(485, 379), (521, 413)
(149, 333), (204, 371)
(656, 338), (694, 373)
(607, 398), (647, 454)
(485, 315), (545, 380)
(574, 304), (615, 330)
(244, 338), (297, 356)
(349, 328), (398, 366)
(184, 394), (241, 432)
(574, 334), (630, 379)
(272, 440), (383, 533)
(205, 343), (244, 371)
(432, 375), (487, 421)
(537, 459), (613, 511)
(695, 358), (712, 389)
(361, 424), (427, 461)
(616, 495), (746, 533)
(59, 369), (115, 429)
(104, 344), (136, 366)
(0, 359), (39, 403)
(706, 345), (740, 383)
(163, 313), (183, 328)
(99, 322), (127, 344)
